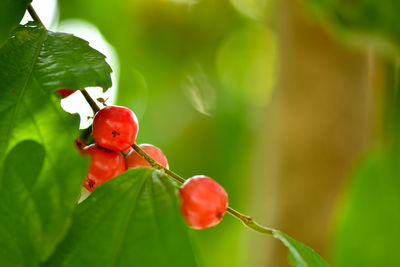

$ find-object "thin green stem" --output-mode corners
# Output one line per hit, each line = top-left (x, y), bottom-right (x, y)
(131, 143), (161, 168)
(80, 68), (274, 237)
(131, 131), (273, 236)
(226, 207), (274, 235)
(131, 144), (187, 184)
(27, 5), (43, 25)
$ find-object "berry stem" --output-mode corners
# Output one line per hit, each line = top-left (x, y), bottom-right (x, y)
(79, 63), (274, 237)
(226, 207), (274, 235)
(27, 5), (44, 25)
(130, 128), (273, 236)
(80, 90), (100, 113)
(131, 143), (187, 183)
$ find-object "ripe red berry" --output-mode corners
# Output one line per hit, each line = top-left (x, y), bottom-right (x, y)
(92, 105), (139, 152)
(82, 144), (126, 192)
(179, 175), (228, 229)
(126, 144), (168, 169)
(56, 89), (76, 98)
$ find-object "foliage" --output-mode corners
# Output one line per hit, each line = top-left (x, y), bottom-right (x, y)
(0, 22), (111, 160)
(273, 231), (330, 267)
(0, 20), (112, 265)
(333, 152), (400, 267)
(0, 140), (87, 265)
(333, 64), (400, 267)
(304, 0), (400, 54)
(0, 0), (372, 267)
(45, 168), (198, 267)
(0, 7), (330, 267)
(0, 0), (31, 46)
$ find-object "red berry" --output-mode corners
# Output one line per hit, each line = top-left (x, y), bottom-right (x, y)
(179, 176), (228, 229)
(56, 89), (76, 98)
(92, 106), (139, 152)
(82, 144), (126, 192)
(126, 144), (168, 169)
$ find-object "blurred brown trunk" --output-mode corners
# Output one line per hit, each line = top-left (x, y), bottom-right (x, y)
(245, 0), (374, 266)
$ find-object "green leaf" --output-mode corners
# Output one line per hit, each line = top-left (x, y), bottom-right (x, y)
(0, 22), (110, 265)
(333, 152), (400, 267)
(0, 140), (88, 266)
(0, 140), (43, 266)
(273, 230), (330, 267)
(0, 0), (31, 47)
(45, 168), (198, 267)
(0, 22), (112, 160)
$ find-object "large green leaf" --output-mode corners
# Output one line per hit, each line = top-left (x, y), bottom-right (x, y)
(0, 0), (31, 46)
(273, 230), (330, 267)
(0, 140), (88, 266)
(45, 168), (198, 267)
(0, 22), (112, 161)
(0, 22), (111, 265)
(333, 152), (400, 267)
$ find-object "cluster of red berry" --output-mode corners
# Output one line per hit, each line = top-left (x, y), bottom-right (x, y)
(69, 98), (228, 229)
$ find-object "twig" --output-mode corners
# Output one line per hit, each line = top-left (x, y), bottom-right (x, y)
(27, 5), (43, 25)
(81, 90), (100, 114)
(130, 143), (274, 234)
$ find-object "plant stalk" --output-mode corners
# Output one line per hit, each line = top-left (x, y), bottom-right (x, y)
(131, 143), (274, 235)
(80, 90), (100, 113)
(27, 5), (43, 25)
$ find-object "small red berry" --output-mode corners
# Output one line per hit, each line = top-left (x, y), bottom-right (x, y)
(179, 175), (228, 229)
(82, 144), (126, 192)
(92, 106), (139, 152)
(56, 89), (76, 98)
(126, 144), (168, 169)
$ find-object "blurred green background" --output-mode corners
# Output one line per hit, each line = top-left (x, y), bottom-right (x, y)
(31, 0), (400, 266)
